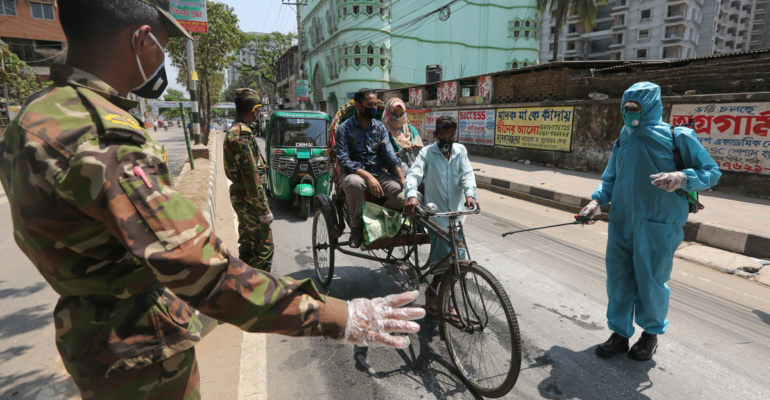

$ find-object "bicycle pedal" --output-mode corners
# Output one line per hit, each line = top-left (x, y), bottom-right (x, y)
(384, 263), (400, 275)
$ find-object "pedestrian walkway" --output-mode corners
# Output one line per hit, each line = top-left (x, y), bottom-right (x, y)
(469, 154), (770, 259)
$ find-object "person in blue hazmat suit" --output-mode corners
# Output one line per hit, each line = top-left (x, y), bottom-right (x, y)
(579, 82), (721, 361)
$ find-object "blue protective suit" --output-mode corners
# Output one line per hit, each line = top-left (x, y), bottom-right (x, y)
(592, 82), (721, 338)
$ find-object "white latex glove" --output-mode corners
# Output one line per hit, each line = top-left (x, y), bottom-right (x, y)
(259, 212), (274, 224)
(343, 290), (425, 349)
(650, 171), (686, 192)
(578, 199), (600, 225)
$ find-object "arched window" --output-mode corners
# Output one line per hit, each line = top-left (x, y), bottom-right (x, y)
(354, 58), (361, 66)
(353, 5), (359, 14)
(525, 20), (531, 27)
(380, 59), (386, 67)
(512, 62), (518, 68)
(367, 58), (374, 66)
(343, 47), (348, 55)
(534, 22), (539, 28)
(523, 62), (528, 67)
(366, 5), (373, 14)
(380, 7), (386, 16)
(525, 30), (530, 37)
(380, 46), (385, 55)
(514, 20), (520, 27)
(344, 59), (349, 66)
(367, 45), (374, 54)
(342, 7), (347, 16)
(354, 45), (360, 54)
(513, 31), (520, 38)
(534, 31), (538, 38)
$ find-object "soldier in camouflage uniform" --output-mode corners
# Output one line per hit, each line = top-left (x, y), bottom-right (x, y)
(224, 89), (274, 272)
(0, 1), (424, 399)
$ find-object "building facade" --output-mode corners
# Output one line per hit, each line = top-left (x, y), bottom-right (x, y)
(226, 31), (265, 87)
(539, 0), (770, 62)
(300, 0), (541, 113)
(0, 0), (66, 76)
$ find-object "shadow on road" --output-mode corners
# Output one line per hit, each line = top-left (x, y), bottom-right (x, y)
(753, 309), (770, 326)
(0, 304), (51, 339)
(531, 345), (655, 399)
(282, 264), (484, 399)
(0, 282), (48, 300)
(0, 370), (78, 400)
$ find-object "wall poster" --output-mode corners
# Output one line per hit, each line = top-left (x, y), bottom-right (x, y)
(438, 82), (457, 106)
(425, 110), (459, 144)
(671, 103), (770, 175)
(495, 106), (574, 151)
(458, 110), (495, 146)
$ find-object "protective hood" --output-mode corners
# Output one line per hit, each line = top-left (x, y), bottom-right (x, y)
(621, 82), (664, 127)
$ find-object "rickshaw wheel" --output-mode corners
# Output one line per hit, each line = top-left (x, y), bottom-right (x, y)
(312, 205), (336, 287)
(300, 196), (312, 220)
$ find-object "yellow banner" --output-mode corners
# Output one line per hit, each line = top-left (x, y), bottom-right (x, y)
(495, 106), (574, 151)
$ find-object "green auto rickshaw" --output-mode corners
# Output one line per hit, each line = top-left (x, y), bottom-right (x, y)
(266, 110), (332, 219)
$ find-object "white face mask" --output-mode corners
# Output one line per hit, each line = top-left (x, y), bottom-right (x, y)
(130, 30), (168, 99)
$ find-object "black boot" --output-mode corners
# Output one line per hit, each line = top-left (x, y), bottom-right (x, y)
(595, 332), (629, 358)
(628, 332), (658, 361)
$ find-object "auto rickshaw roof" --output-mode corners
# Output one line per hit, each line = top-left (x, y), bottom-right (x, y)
(270, 111), (330, 121)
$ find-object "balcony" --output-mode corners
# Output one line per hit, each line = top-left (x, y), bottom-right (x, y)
(612, 0), (629, 12)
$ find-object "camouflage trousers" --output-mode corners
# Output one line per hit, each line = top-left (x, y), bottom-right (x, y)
(74, 347), (199, 400)
(232, 197), (274, 272)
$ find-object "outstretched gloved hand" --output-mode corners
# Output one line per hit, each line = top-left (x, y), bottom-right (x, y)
(650, 171), (686, 192)
(578, 199), (600, 225)
(344, 290), (425, 349)
(260, 212), (274, 224)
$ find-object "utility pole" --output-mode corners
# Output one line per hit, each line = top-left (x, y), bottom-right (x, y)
(282, 0), (306, 109)
(186, 39), (201, 144)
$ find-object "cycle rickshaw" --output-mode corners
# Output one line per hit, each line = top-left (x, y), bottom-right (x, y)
(311, 101), (522, 398)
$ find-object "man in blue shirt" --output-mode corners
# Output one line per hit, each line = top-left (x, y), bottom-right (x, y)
(336, 89), (405, 248)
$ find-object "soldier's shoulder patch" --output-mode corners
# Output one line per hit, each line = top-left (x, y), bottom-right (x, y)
(103, 114), (142, 132)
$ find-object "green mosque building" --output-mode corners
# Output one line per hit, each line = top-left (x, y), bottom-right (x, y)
(300, 0), (541, 112)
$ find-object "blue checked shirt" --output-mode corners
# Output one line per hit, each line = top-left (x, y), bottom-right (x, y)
(335, 117), (401, 176)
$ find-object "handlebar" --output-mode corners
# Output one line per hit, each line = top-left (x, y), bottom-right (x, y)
(415, 202), (479, 218)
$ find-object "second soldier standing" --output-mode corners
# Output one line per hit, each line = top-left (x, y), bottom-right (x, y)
(224, 88), (274, 272)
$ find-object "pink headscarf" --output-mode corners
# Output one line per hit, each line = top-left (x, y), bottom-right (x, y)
(382, 98), (422, 149)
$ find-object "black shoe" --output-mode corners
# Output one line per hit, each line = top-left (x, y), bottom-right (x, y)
(595, 333), (629, 358)
(628, 332), (658, 361)
(349, 228), (363, 248)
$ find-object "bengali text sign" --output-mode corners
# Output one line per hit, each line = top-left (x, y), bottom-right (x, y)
(495, 106), (574, 151)
(170, 0), (208, 33)
(671, 103), (770, 175)
(458, 110), (495, 146)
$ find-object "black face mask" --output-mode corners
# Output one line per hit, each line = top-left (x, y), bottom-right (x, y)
(131, 30), (168, 99)
(437, 138), (454, 154)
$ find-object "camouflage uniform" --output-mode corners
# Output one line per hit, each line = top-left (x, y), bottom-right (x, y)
(0, 64), (347, 398)
(223, 90), (274, 271)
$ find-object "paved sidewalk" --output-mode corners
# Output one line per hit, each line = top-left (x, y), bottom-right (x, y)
(469, 154), (770, 259)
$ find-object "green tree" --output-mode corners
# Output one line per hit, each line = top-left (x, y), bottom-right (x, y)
(236, 31), (296, 105)
(166, 1), (245, 144)
(1, 42), (50, 109)
(222, 70), (260, 102)
(537, 0), (607, 63)
(159, 88), (189, 120)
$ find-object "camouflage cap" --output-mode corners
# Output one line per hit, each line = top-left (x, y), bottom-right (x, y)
(139, 0), (194, 40)
(235, 88), (260, 101)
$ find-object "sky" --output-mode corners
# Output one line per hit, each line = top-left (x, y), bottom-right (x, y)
(166, 0), (298, 93)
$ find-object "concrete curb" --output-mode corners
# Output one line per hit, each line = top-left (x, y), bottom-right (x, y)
(201, 134), (218, 232)
(476, 173), (770, 260)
